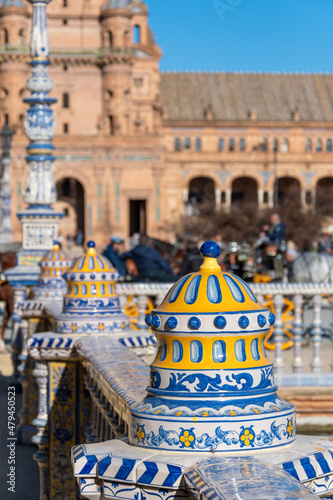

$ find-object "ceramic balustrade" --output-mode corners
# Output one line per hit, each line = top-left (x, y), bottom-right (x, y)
(71, 244), (333, 500)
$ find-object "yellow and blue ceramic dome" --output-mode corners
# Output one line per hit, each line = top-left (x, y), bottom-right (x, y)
(33, 241), (72, 300)
(55, 241), (129, 334)
(130, 241), (296, 453)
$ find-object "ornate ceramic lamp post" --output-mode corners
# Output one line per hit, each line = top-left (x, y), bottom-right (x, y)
(0, 123), (14, 244)
(6, 0), (63, 288)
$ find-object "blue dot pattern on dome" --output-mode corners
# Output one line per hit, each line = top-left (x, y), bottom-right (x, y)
(188, 316), (201, 330)
(214, 316), (226, 329)
(152, 315), (161, 328)
(90, 274), (95, 280)
(238, 315), (250, 329)
(87, 241), (95, 248)
(80, 274), (85, 280)
(145, 314), (152, 327)
(257, 314), (267, 327)
(166, 316), (178, 329)
(200, 240), (221, 258)
(269, 312), (276, 325)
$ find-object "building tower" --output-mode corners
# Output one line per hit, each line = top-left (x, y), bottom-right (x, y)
(0, 0), (30, 130)
(101, 0), (134, 136)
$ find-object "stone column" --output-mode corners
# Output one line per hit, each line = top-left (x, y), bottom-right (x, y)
(258, 188), (264, 210)
(215, 188), (221, 210)
(225, 188), (231, 210)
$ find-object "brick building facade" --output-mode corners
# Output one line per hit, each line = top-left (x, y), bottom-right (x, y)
(1, 0), (333, 246)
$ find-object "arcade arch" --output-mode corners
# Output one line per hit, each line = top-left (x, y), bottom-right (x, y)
(278, 177), (301, 206)
(316, 177), (333, 215)
(231, 177), (258, 207)
(55, 178), (85, 241)
(188, 176), (215, 212)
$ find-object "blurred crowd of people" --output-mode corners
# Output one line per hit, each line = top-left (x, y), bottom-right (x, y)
(56, 212), (333, 284)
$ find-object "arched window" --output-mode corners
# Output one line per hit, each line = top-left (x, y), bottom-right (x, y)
(109, 115), (115, 135)
(327, 139), (332, 152)
(305, 138), (312, 152)
(218, 138), (224, 152)
(174, 138), (181, 151)
(272, 138), (279, 153)
(239, 138), (245, 151)
(195, 138), (201, 152)
(1, 88), (8, 99)
(281, 138), (289, 153)
(133, 25), (141, 44)
(124, 30), (129, 45)
(316, 138), (322, 152)
(184, 138), (191, 149)
(107, 90), (113, 99)
(229, 138), (235, 151)
(3, 28), (9, 45)
(63, 0), (67, 6)
(18, 29), (24, 45)
(62, 92), (69, 108)
(262, 137), (268, 152)
(108, 30), (113, 47)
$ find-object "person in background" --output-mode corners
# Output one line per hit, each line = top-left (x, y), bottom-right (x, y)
(103, 236), (127, 276)
(120, 234), (175, 282)
(266, 213), (286, 245)
(179, 237), (203, 276)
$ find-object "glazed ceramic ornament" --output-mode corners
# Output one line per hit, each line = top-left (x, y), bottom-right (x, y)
(54, 241), (130, 334)
(131, 241), (296, 453)
(33, 241), (72, 300)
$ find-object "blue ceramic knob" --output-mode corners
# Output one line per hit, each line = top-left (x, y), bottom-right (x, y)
(200, 241), (221, 258)
(87, 241), (95, 248)
(238, 315), (249, 329)
(151, 315), (161, 328)
(214, 316), (226, 329)
(145, 314), (152, 326)
(257, 314), (267, 327)
(268, 312), (276, 325)
(166, 316), (178, 329)
(188, 316), (201, 330)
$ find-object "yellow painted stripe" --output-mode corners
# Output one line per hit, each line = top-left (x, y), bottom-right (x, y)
(152, 333), (269, 369)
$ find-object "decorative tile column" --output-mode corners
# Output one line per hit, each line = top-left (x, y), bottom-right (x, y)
(0, 155), (13, 243)
(5, 0), (63, 290)
(16, 242), (72, 444)
(28, 242), (134, 499)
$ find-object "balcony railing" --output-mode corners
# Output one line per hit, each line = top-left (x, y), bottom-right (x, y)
(0, 44), (136, 58)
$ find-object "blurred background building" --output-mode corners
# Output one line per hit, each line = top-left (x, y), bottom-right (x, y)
(1, 0), (333, 246)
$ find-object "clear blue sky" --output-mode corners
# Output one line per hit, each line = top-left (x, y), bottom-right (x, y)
(146, 0), (333, 72)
